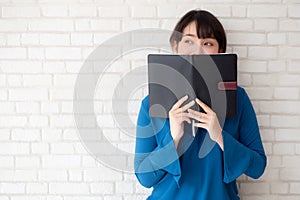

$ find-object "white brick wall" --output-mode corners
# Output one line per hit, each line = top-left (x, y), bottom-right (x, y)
(0, 1), (299, 200)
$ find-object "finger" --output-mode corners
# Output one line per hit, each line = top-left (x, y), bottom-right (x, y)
(171, 95), (188, 111)
(195, 98), (212, 113)
(176, 116), (191, 124)
(188, 109), (209, 121)
(180, 100), (195, 112)
(175, 112), (190, 119)
(193, 122), (208, 130)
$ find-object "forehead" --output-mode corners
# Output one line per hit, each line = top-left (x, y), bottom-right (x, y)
(182, 21), (197, 35)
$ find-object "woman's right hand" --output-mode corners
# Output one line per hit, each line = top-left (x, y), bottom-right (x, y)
(169, 95), (195, 148)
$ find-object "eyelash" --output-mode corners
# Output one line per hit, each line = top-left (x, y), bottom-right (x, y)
(184, 40), (214, 47)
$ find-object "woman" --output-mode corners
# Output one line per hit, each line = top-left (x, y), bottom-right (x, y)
(134, 10), (266, 200)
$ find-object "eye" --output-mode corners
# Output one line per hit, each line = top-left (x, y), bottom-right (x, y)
(184, 39), (193, 44)
(204, 42), (213, 46)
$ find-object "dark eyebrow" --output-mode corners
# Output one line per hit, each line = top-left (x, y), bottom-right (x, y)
(182, 34), (197, 37)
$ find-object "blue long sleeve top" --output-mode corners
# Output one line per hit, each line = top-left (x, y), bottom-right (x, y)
(134, 87), (267, 200)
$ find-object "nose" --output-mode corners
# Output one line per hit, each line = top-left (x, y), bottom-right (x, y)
(193, 45), (206, 54)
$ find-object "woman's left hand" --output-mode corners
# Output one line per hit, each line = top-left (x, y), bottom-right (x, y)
(188, 98), (224, 150)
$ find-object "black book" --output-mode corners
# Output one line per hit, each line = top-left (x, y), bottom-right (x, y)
(148, 54), (237, 119)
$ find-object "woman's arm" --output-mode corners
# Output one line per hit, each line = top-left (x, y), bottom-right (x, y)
(134, 97), (181, 188)
(222, 88), (267, 183)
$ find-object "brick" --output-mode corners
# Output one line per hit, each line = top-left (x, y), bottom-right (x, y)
(31, 143), (49, 154)
(271, 115), (300, 128)
(41, 102), (59, 114)
(41, 6), (68, 17)
(131, 6), (156, 18)
(290, 183), (300, 194)
(0, 142), (29, 155)
(288, 5), (300, 18)
(270, 182), (289, 194)
(50, 115), (76, 127)
(240, 182), (270, 194)
(49, 183), (89, 194)
(0, 169), (36, 181)
(43, 61), (66, 73)
(0, 116), (27, 128)
(280, 47), (300, 59)
(16, 102), (40, 114)
(260, 101), (300, 114)
(0, 102), (15, 114)
(29, 19), (74, 32)
(116, 181), (134, 194)
(16, 156), (40, 168)
(276, 129), (300, 142)
(42, 129), (62, 142)
(23, 75), (52, 87)
(29, 115), (49, 127)
(68, 170), (82, 181)
(227, 33), (265, 45)
(45, 47), (81, 60)
(91, 20), (121, 31)
(53, 75), (77, 87)
(91, 182), (114, 194)
(1, 61), (42, 73)
(7, 34), (21, 46)
(267, 33), (286, 45)
(0, 48), (26, 59)
(50, 143), (74, 154)
(246, 87), (273, 100)
(260, 128), (275, 142)
(274, 87), (299, 100)
(0, 19), (28, 32)
(69, 6), (97, 17)
(0, 183), (25, 194)
(288, 33), (300, 46)
(40, 33), (70, 46)
(26, 183), (48, 194)
(252, 74), (276, 86)
(42, 155), (81, 168)
(254, 19), (278, 31)
(71, 33), (93, 46)
(84, 167), (122, 181)
(267, 60), (286, 72)
(248, 5), (286, 18)
(273, 143), (295, 155)
(0, 129), (10, 141)
(28, 47), (45, 60)
(239, 60), (267, 73)
(222, 19), (253, 31)
(11, 129), (40, 141)
(0, 156), (14, 168)
(257, 114), (270, 127)
(7, 74), (22, 86)
(280, 20), (300, 31)
(280, 169), (300, 181)
(202, 5), (231, 17)
(38, 169), (67, 181)
(21, 33), (39, 45)
(282, 156), (300, 168)
(249, 47), (277, 59)
(2, 6), (41, 18)
(75, 19), (91, 31)
(98, 6), (129, 18)
(278, 74), (300, 86)
(10, 89), (48, 101)
(232, 5), (246, 17)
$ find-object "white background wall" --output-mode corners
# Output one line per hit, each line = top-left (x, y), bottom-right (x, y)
(0, 0), (300, 199)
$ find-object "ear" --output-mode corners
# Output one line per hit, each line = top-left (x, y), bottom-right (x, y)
(172, 41), (178, 54)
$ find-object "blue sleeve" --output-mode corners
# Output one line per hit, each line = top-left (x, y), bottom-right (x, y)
(134, 97), (181, 188)
(223, 89), (267, 183)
